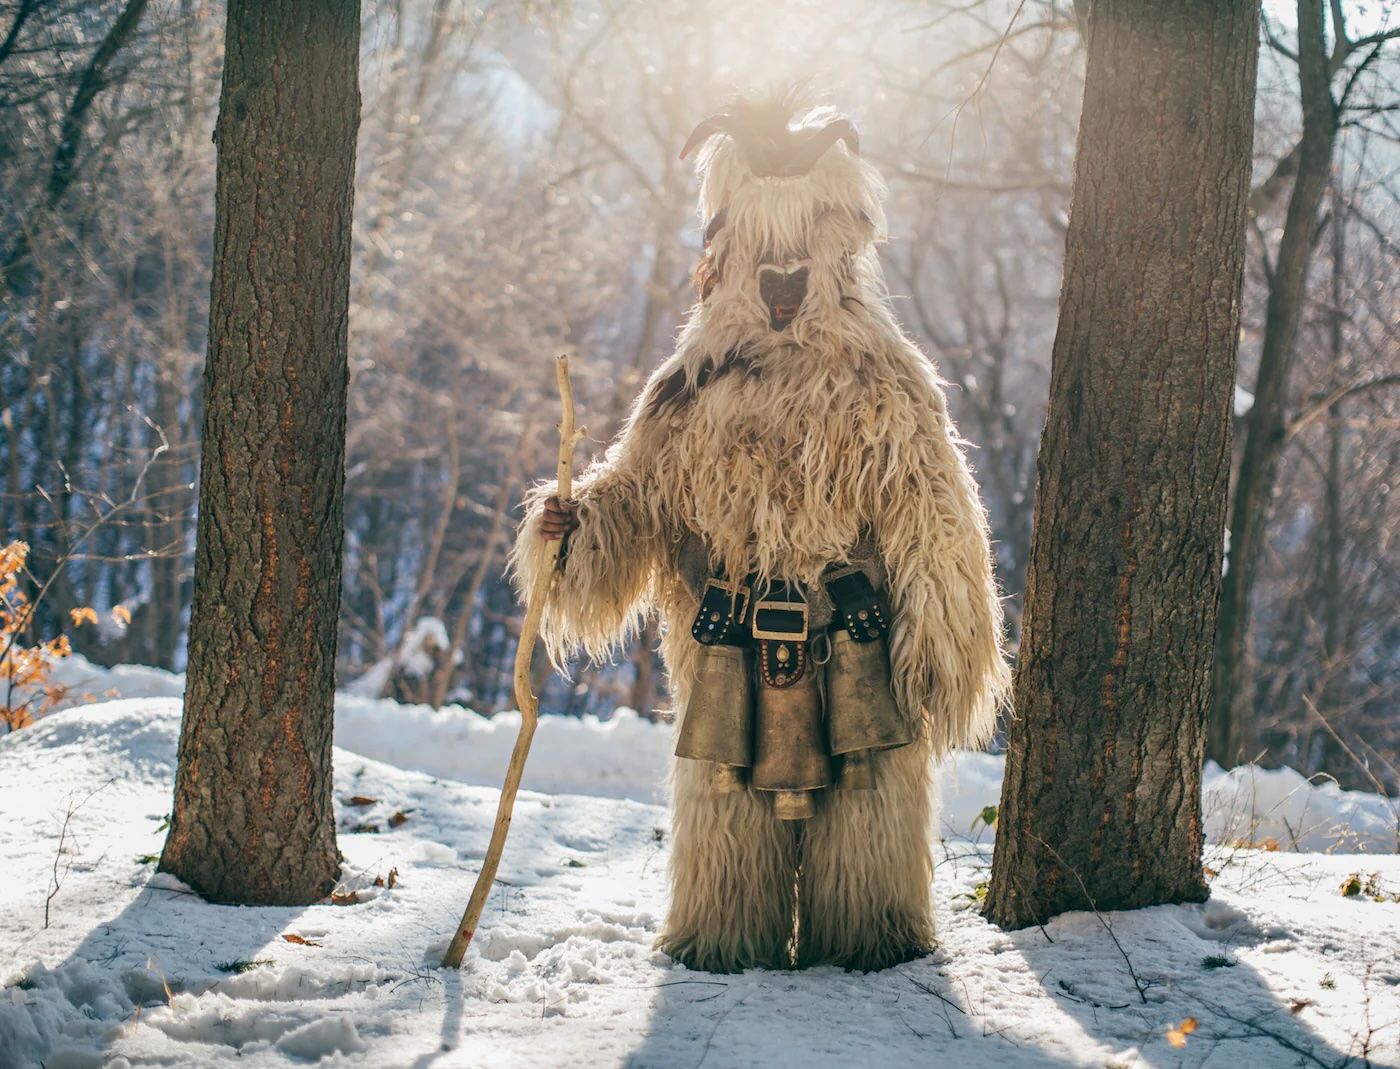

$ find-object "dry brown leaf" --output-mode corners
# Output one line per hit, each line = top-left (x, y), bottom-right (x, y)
(330, 891), (359, 906)
(343, 795), (378, 807)
(388, 811), (410, 828)
(1166, 1018), (1198, 1048)
(282, 933), (322, 947)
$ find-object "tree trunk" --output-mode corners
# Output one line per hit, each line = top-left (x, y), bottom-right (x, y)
(985, 0), (1258, 931)
(160, 0), (360, 905)
(1209, 0), (1335, 767)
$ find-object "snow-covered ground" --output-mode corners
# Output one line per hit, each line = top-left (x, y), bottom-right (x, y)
(0, 661), (1397, 1067)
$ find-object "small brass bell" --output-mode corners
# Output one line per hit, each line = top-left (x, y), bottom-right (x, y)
(836, 749), (876, 791)
(771, 790), (818, 820)
(709, 762), (747, 794)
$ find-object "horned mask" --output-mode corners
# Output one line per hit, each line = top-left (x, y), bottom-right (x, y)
(680, 92), (889, 351)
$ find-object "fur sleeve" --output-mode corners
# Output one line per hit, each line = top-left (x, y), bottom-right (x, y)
(509, 399), (672, 669)
(873, 343), (1011, 755)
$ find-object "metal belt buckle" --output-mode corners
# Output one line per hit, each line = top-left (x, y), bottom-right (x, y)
(702, 576), (750, 625)
(752, 599), (809, 642)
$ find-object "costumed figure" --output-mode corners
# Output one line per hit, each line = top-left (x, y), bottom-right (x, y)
(512, 90), (1009, 973)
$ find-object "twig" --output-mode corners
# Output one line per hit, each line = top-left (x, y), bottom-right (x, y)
(46, 779), (114, 928)
(441, 355), (583, 969)
(1200, 996), (1343, 1069)
(901, 971), (965, 1038)
(1033, 835), (1149, 1004)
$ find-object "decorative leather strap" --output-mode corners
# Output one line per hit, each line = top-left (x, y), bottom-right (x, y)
(759, 639), (807, 687)
(823, 565), (888, 643)
(691, 576), (751, 646)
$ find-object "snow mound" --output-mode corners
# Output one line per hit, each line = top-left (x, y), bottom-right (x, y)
(335, 696), (671, 804)
(1204, 762), (1399, 853)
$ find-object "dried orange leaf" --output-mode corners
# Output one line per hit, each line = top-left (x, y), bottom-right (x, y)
(112, 605), (132, 626)
(282, 933), (322, 947)
(70, 606), (99, 627)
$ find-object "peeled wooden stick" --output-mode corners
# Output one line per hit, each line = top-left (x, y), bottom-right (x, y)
(442, 355), (583, 969)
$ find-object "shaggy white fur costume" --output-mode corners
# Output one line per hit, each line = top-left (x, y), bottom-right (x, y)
(512, 103), (1008, 973)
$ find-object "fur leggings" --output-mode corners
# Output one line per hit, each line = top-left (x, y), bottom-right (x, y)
(657, 737), (937, 973)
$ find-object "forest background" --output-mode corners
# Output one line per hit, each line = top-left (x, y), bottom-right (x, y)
(2, 0), (1397, 789)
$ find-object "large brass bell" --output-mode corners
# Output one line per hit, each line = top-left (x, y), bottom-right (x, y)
(751, 662), (831, 819)
(676, 643), (754, 791)
(826, 630), (911, 791)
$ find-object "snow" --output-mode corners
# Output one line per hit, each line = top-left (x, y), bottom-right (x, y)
(1, 668), (1397, 1067)
(1234, 383), (1255, 417)
(341, 616), (451, 699)
(1204, 761), (1399, 853)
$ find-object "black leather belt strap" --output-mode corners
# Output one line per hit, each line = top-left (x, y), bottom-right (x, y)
(822, 565), (888, 643)
(691, 576), (751, 646)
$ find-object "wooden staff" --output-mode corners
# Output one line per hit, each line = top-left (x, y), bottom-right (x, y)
(441, 355), (583, 969)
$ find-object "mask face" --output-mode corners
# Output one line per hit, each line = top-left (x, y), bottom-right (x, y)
(757, 262), (810, 332)
(683, 97), (884, 343)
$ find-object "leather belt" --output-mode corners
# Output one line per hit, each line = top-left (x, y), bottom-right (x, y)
(688, 565), (889, 687)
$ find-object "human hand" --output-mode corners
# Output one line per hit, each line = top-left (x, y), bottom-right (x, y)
(540, 495), (579, 542)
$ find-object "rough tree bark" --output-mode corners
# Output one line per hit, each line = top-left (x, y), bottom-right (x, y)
(1209, 0), (1336, 767)
(159, 0), (360, 905)
(985, 0), (1259, 930)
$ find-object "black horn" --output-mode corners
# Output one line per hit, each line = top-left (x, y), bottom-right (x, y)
(777, 118), (859, 176)
(680, 114), (739, 161)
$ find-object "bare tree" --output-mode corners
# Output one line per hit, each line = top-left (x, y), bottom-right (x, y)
(1211, 0), (1400, 767)
(160, 0), (360, 904)
(987, 0), (1258, 929)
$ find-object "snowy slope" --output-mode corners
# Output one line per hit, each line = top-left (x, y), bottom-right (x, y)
(1, 698), (1398, 1069)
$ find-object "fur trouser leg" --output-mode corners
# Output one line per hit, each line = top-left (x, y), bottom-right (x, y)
(658, 759), (800, 973)
(795, 742), (938, 971)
